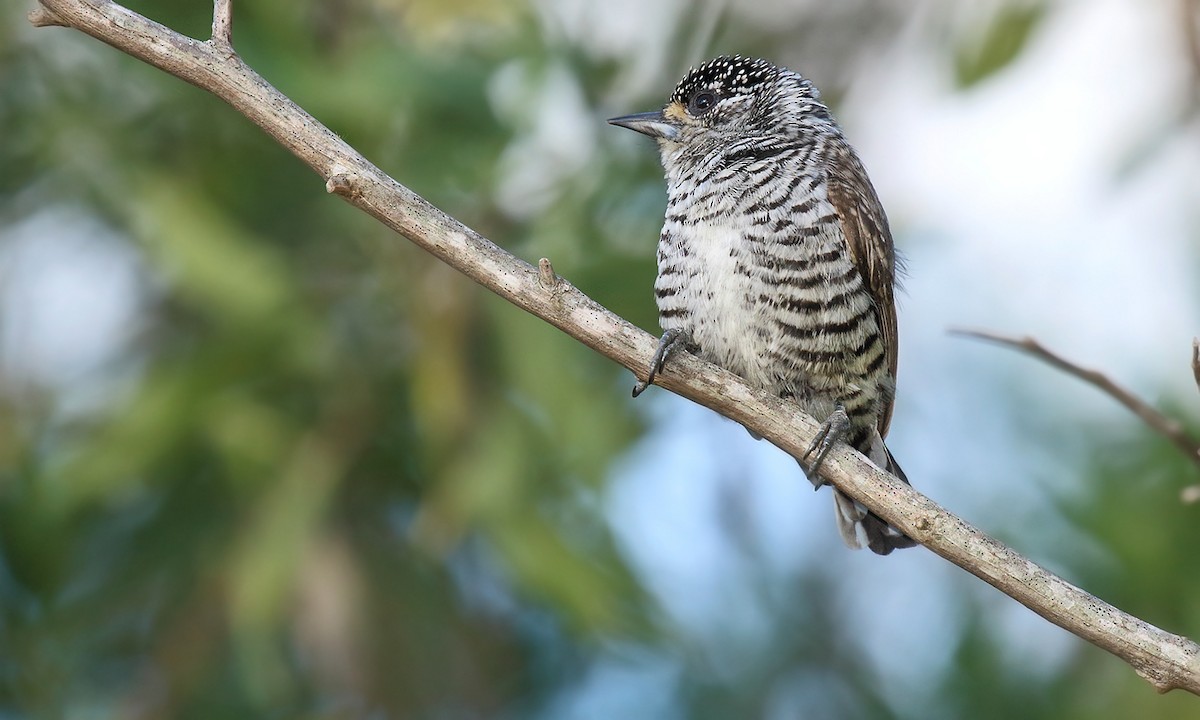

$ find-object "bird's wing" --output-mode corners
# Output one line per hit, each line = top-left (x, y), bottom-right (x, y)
(824, 142), (901, 437)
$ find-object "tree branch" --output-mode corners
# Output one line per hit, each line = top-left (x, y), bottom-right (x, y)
(30, 0), (1200, 696)
(953, 328), (1200, 474)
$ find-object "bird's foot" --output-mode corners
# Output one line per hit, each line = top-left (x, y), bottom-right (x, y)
(801, 403), (850, 488)
(633, 328), (694, 397)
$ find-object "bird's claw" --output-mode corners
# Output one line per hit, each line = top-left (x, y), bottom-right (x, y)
(633, 328), (693, 397)
(801, 403), (850, 488)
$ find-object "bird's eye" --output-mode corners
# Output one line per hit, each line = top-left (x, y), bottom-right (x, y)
(688, 91), (717, 114)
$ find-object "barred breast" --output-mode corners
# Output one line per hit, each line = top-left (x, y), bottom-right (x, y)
(653, 149), (889, 452)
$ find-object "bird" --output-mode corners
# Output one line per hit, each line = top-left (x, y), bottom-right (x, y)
(608, 55), (916, 555)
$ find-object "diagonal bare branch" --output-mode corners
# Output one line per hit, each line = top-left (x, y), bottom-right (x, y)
(953, 328), (1200, 472)
(30, 0), (1200, 696)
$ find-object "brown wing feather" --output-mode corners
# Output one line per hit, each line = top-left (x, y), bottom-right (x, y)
(824, 140), (900, 437)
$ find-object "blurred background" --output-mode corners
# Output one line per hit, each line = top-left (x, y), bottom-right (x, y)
(2, 0), (1200, 717)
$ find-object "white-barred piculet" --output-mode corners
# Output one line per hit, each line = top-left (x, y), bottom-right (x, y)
(610, 55), (916, 554)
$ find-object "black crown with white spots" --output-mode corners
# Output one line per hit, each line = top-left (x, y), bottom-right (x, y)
(669, 55), (800, 106)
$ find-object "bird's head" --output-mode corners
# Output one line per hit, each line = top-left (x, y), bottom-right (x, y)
(608, 56), (835, 172)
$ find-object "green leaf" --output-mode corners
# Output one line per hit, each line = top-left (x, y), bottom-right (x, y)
(955, 3), (1047, 88)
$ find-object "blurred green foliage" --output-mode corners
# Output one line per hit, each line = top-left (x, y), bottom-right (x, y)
(1, 0), (1199, 718)
(953, 2), (1047, 89)
(2, 0), (656, 715)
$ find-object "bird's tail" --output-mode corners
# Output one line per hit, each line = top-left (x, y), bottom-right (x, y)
(832, 439), (917, 555)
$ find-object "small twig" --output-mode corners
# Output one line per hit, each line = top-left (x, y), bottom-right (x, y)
(211, 0), (233, 49)
(325, 171), (357, 199)
(27, 6), (65, 26)
(1189, 337), (1200, 507)
(1191, 337), (1199, 397)
(954, 328), (1200, 471)
(537, 258), (559, 289)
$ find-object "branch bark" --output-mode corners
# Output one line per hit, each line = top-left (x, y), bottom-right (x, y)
(29, 0), (1200, 696)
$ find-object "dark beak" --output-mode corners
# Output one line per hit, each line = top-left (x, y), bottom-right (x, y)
(607, 111), (680, 141)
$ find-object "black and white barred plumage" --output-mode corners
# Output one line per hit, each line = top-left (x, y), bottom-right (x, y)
(610, 56), (915, 555)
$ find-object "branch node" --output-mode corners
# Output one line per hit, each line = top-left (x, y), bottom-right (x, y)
(1133, 665), (1177, 694)
(326, 172), (358, 198)
(211, 0), (234, 49)
(537, 258), (560, 290)
(28, 6), (66, 27)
